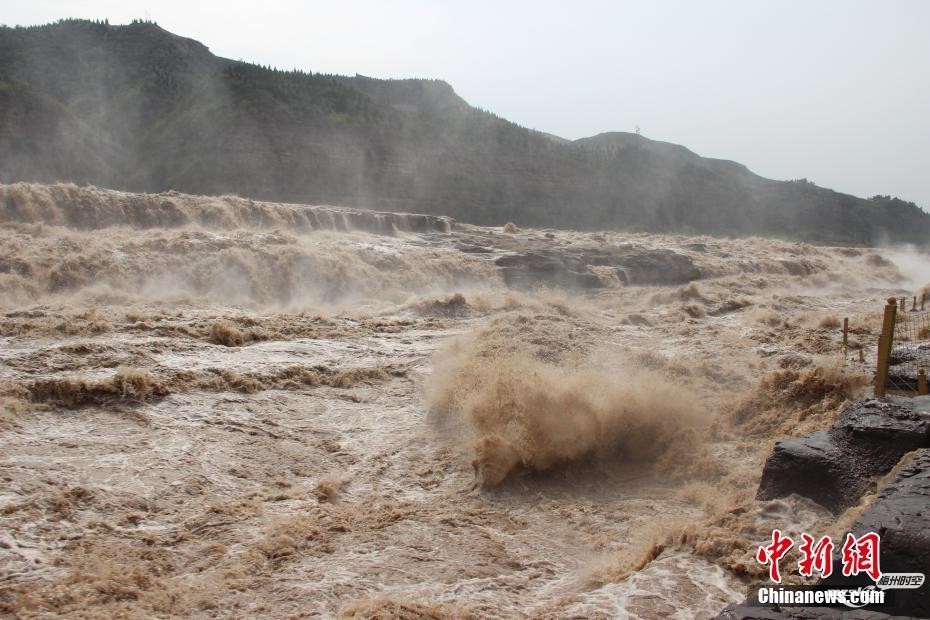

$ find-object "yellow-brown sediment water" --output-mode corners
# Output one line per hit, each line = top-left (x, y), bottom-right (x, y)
(0, 183), (922, 617)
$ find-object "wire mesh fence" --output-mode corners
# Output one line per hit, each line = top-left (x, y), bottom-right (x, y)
(872, 295), (930, 396)
(886, 304), (930, 394)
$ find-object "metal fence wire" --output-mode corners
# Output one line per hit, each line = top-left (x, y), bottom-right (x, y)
(887, 306), (930, 394)
(869, 293), (930, 396)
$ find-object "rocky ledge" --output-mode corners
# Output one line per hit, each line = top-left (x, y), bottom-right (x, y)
(756, 397), (930, 513)
(718, 448), (930, 618)
(494, 246), (700, 290)
(717, 398), (930, 619)
(495, 250), (603, 290)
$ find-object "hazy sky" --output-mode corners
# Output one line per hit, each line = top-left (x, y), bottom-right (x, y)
(6, 1), (929, 209)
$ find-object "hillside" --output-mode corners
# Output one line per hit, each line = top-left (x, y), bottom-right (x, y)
(0, 19), (927, 244)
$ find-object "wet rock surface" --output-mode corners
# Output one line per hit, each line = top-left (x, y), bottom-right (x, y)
(820, 449), (930, 616)
(492, 246), (701, 290)
(756, 398), (930, 513)
(718, 449), (930, 619)
(449, 225), (703, 291)
(716, 604), (901, 619)
(580, 244), (702, 285)
(495, 250), (604, 290)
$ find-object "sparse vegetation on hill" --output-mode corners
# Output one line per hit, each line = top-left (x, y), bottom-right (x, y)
(0, 19), (927, 244)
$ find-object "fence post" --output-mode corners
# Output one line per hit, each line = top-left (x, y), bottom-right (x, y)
(900, 297), (906, 312)
(875, 297), (898, 397)
(919, 370), (928, 396)
(923, 292), (927, 311)
(913, 296), (918, 312)
(843, 317), (849, 359)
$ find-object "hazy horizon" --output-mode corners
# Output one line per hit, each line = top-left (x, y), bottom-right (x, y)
(5, 1), (929, 209)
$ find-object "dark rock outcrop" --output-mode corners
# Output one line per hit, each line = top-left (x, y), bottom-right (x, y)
(716, 604), (899, 619)
(717, 449), (930, 619)
(493, 246), (701, 291)
(495, 251), (603, 291)
(579, 245), (701, 285)
(820, 449), (930, 616)
(757, 398), (930, 513)
(455, 242), (494, 254)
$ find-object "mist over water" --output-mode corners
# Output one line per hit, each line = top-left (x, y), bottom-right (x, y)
(0, 183), (469, 310)
(4, 19), (929, 247)
(0, 11), (926, 618)
(0, 182), (922, 617)
(881, 246), (930, 287)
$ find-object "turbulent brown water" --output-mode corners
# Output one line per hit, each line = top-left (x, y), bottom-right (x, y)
(0, 183), (923, 618)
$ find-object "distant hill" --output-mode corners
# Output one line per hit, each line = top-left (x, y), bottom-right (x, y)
(0, 19), (927, 245)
